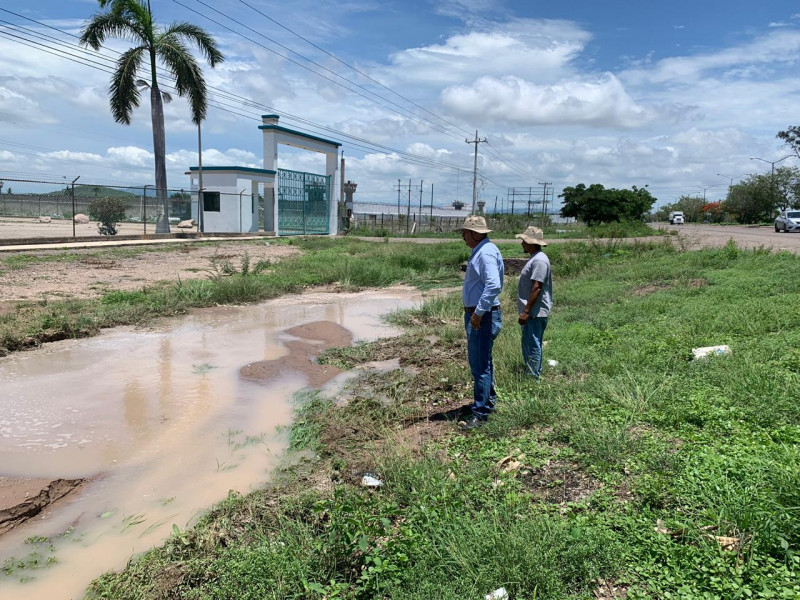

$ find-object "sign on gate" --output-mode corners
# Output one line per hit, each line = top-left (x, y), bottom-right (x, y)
(277, 168), (330, 235)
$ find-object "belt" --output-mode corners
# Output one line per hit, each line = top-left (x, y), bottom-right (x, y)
(464, 306), (500, 314)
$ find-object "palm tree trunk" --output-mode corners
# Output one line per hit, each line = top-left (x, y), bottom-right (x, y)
(150, 59), (170, 234)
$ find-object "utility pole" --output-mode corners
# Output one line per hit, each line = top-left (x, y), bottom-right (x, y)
(396, 178), (401, 220)
(538, 182), (552, 226)
(419, 179), (424, 215)
(430, 183), (434, 220)
(465, 130), (487, 214)
(407, 178), (412, 234)
(71, 176), (80, 238)
(197, 122), (204, 234)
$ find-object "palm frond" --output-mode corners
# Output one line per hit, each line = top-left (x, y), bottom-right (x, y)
(80, 10), (143, 49)
(157, 35), (207, 125)
(161, 90), (173, 103)
(110, 46), (146, 124)
(161, 22), (224, 66)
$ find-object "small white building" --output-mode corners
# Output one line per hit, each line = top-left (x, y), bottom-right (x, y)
(187, 115), (341, 236)
(186, 166), (273, 233)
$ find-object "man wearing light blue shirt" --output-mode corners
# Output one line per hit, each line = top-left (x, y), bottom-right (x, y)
(459, 215), (504, 429)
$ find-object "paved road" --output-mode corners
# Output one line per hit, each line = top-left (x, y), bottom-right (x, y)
(653, 223), (800, 253)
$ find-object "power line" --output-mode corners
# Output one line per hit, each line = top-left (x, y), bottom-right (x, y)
(0, 9), (531, 188)
(174, 0), (463, 140)
(0, 24), (472, 176)
(236, 0), (475, 139)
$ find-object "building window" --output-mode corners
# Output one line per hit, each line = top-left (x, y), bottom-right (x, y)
(203, 191), (220, 212)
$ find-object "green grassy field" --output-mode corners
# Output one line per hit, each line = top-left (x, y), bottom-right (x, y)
(2, 237), (798, 598)
(64, 239), (800, 600)
(350, 218), (661, 240)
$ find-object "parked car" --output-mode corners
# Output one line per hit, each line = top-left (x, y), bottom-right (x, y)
(669, 211), (685, 225)
(774, 210), (800, 232)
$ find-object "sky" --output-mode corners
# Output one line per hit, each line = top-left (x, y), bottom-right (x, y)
(1, 0), (800, 210)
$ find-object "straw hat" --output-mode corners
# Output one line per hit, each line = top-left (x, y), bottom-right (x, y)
(515, 226), (548, 246)
(459, 215), (492, 234)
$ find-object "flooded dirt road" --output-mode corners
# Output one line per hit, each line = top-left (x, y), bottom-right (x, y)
(0, 287), (421, 599)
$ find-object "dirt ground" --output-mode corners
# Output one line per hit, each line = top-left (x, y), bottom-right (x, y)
(0, 240), (299, 302)
(0, 216), (193, 240)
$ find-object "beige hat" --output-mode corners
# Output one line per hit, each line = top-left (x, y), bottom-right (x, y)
(459, 215), (492, 234)
(515, 226), (548, 246)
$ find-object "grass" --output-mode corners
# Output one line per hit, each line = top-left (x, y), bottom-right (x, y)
(350, 219), (660, 240)
(6, 237), (800, 598)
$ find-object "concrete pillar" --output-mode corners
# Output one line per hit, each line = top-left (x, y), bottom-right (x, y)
(250, 179), (259, 232)
(262, 115), (279, 172)
(265, 184), (275, 234)
(326, 151), (338, 235)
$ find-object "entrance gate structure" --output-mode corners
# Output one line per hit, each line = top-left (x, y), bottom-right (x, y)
(186, 115), (341, 236)
(260, 115), (340, 236)
(276, 168), (330, 235)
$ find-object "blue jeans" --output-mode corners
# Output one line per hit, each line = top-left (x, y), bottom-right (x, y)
(521, 317), (548, 379)
(465, 309), (503, 419)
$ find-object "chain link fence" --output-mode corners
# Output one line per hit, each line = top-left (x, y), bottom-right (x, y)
(0, 177), (197, 242)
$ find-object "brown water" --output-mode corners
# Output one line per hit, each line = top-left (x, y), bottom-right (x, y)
(0, 287), (420, 599)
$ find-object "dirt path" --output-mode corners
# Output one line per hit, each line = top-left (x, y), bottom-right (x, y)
(0, 240), (299, 302)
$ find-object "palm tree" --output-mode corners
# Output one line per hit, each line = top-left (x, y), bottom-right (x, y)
(80, 0), (223, 233)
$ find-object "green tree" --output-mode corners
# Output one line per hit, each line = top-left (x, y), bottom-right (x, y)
(89, 196), (127, 235)
(80, 0), (223, 234)
(673, 195), (705, 223)
(723, 167), (800, 223)
(777, 126), (800, 158)
(559, 183), (655, 225)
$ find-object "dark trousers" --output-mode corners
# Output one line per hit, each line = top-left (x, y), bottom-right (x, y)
(464, 309), (503, 419)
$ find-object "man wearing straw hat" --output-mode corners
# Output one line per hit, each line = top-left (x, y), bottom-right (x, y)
(459, 215), (504, 429)
(515, 226), (552, 379)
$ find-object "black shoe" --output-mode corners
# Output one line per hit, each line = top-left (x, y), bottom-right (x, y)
(459, 415), (486, 430)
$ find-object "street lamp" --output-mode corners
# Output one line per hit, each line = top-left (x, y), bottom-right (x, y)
(750, 155), (794, 211)
(696, 184), (717, 203)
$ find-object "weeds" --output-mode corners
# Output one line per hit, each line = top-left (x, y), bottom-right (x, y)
(25, 238), (800, 599)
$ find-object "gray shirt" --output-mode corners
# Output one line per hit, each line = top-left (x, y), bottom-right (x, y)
(517, 251), (552, 317)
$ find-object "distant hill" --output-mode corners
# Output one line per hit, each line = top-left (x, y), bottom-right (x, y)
(44, 186), (138, 198)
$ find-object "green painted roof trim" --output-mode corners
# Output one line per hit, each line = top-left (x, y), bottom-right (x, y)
(188, 166), (276, 175)
(261, 114), (280, 119)
(257, 124), (342, 147)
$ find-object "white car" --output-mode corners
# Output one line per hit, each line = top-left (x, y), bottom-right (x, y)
(774, 210), (800, 232)
(669, 211), (685, 225)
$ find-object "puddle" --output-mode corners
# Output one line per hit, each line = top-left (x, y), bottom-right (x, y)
(0, 287), (420, 599)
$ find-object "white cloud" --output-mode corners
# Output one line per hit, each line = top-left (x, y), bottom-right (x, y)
(107, 146), (153, 167)
(384, 19), (591, 86)
(769, 22), (790, 28)
(0, 86), (56, 125)
(623, 29), (800, 85)
(441, 73), (654, 128)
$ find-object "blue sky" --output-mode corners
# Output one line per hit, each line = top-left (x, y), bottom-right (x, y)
(1, 0), (800, 208)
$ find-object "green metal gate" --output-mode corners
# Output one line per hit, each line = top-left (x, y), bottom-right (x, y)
(277, 168), (330, 235)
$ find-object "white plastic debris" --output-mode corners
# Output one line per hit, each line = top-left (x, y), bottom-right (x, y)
(361, 475), (383, 487)
(547, 359), (559, 367)
(691, 345), (731, 360)
(485, 587), (509, 600)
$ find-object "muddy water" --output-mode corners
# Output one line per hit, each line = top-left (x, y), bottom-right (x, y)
(0, 287), (420, 600)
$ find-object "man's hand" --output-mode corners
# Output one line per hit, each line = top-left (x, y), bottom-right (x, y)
(518, 311), (530, 326)
(470, 311), (482, 330)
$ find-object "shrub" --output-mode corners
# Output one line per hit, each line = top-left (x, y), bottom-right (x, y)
(88, 197), (127, 235)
